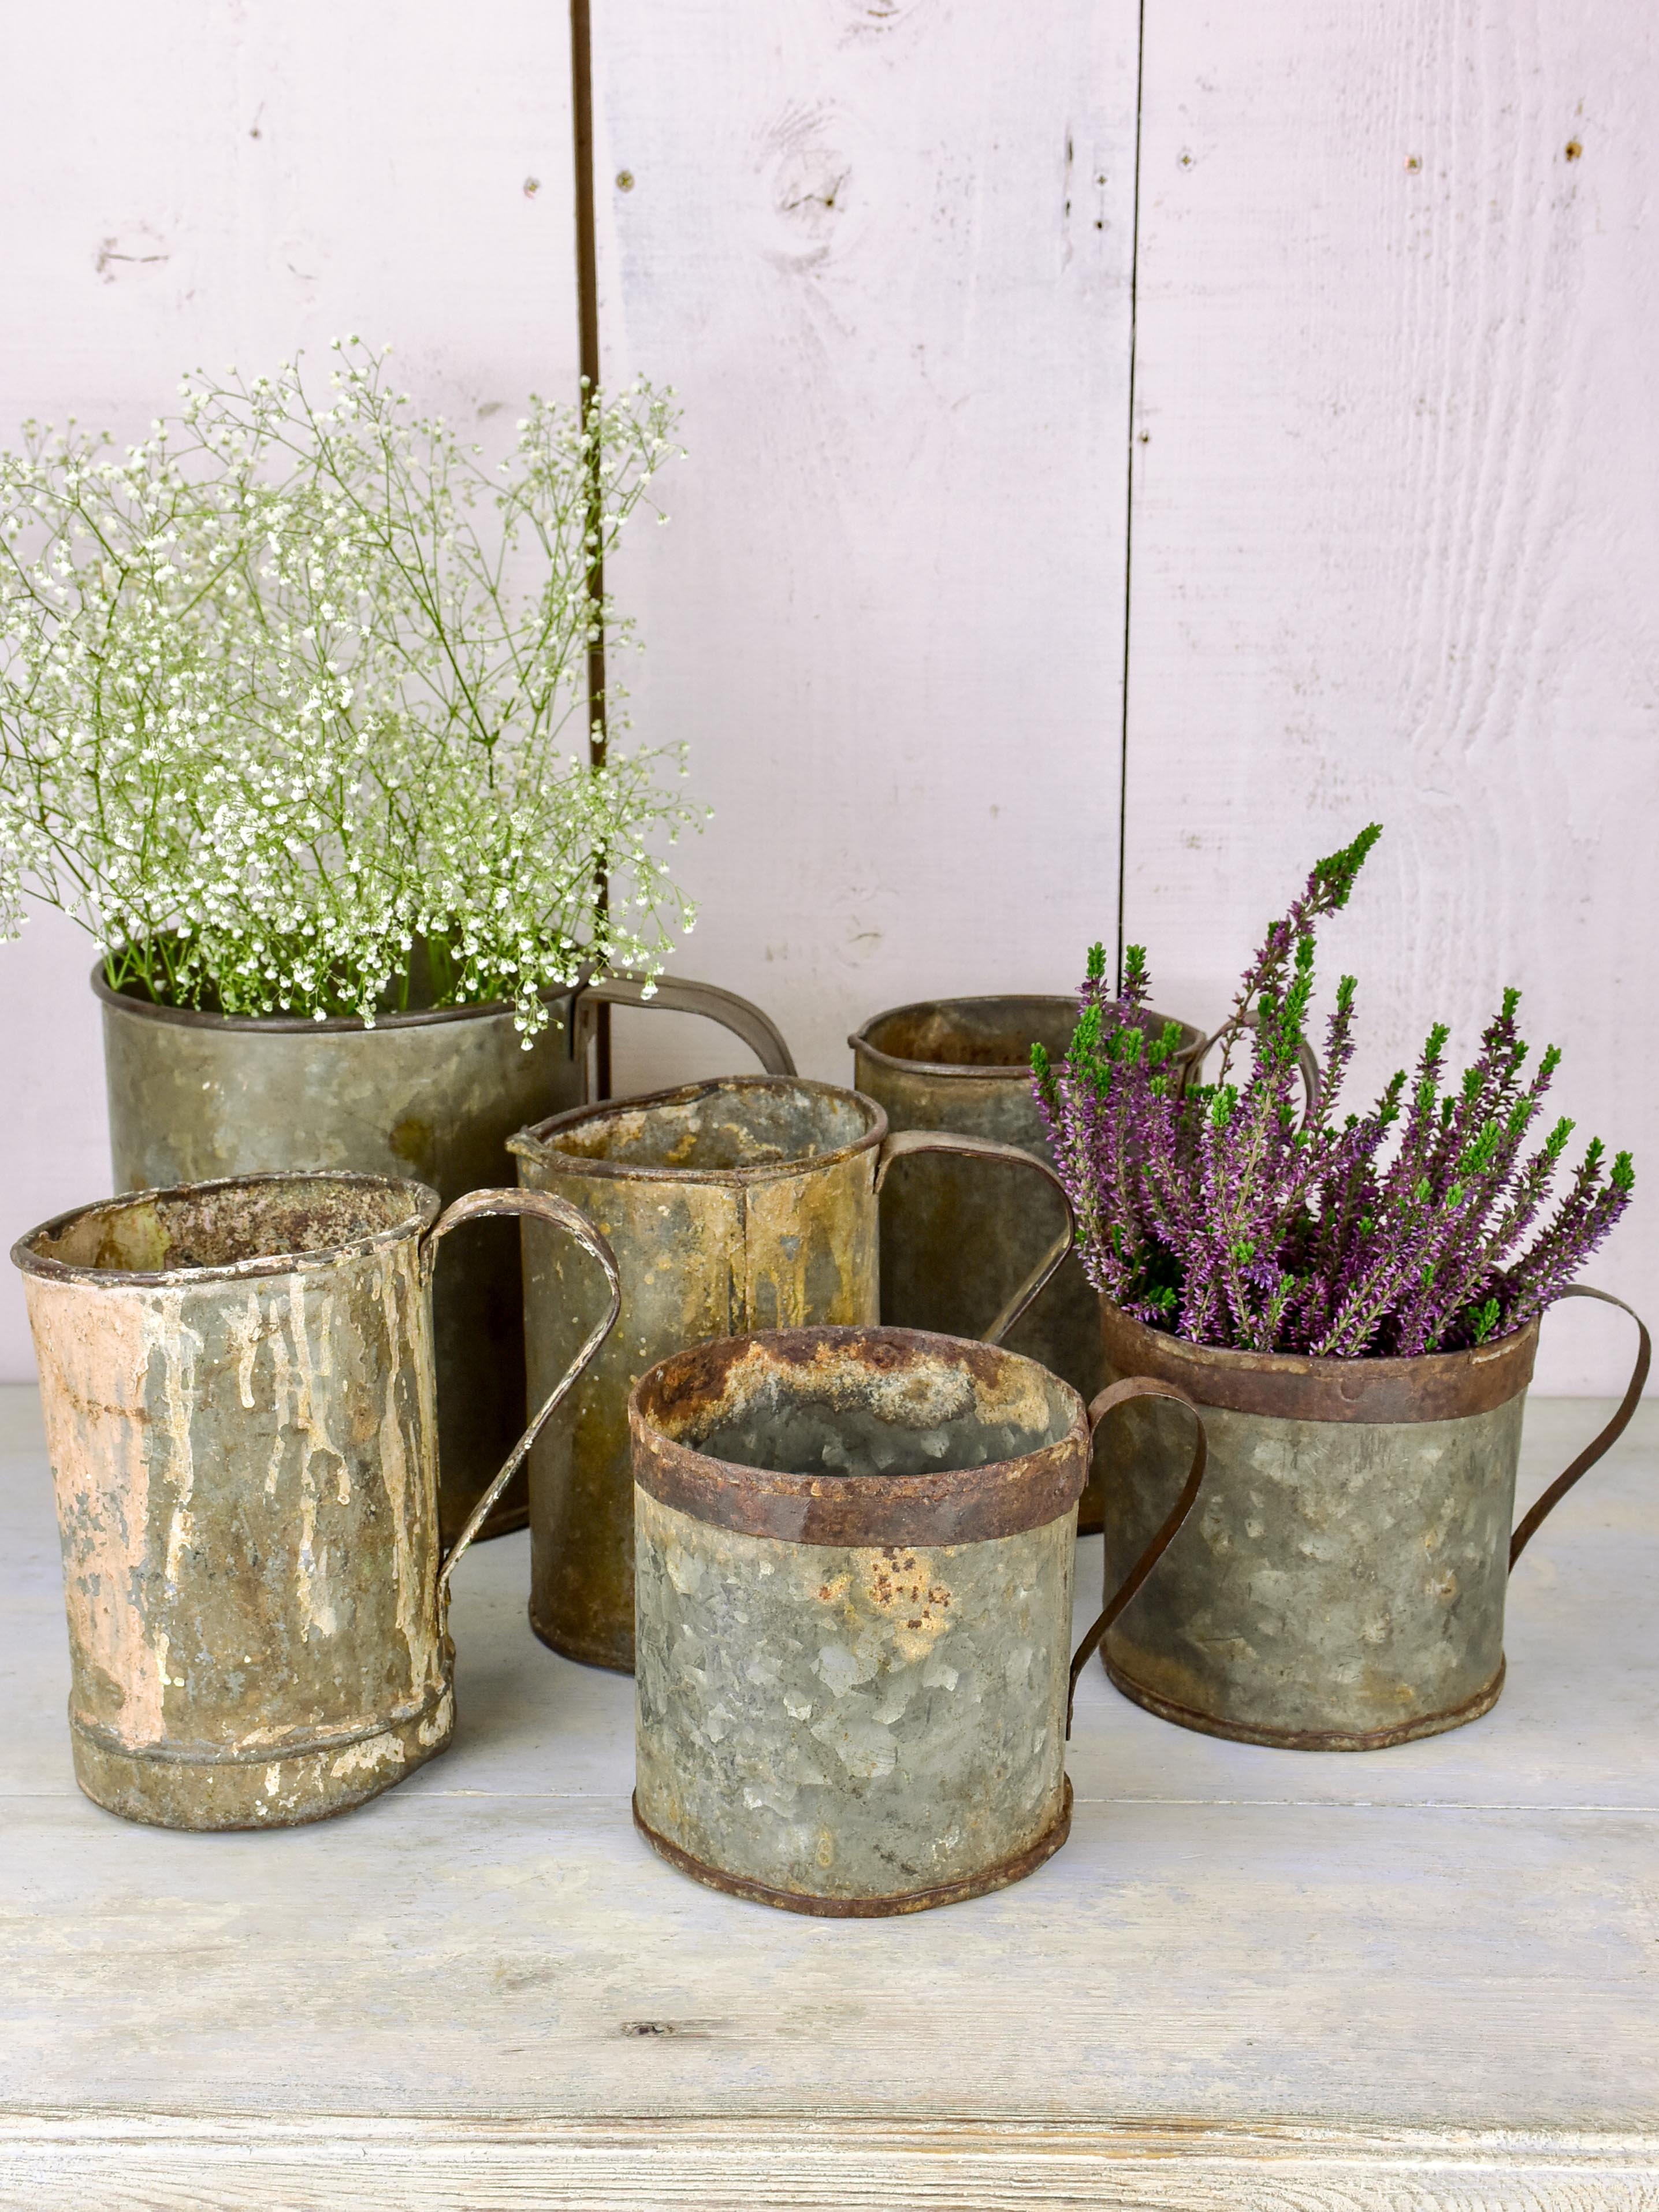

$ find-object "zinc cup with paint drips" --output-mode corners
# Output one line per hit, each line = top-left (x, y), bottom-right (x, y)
(14, 1171), (618, 1831)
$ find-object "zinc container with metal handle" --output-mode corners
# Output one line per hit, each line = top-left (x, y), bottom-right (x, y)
(849, 996), (1206, 1530)
(96, 962), (790, 1549)
(510, 1075), (1077, 1672)
(1093, 1287), (1650, 1749)
(13, 1171), (620, 1831)
(629, 1325), (1208, 1915)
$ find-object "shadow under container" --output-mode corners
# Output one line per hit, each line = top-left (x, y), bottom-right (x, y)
(628, 1326), (1208, 1914)
(13, 1170), (618, 1830)
(850, 995), (1204, 1533)
(96, 965), (791, 1550)
(511, 1077), (1073, 1672)
(1093, 1288), (1650, 1750)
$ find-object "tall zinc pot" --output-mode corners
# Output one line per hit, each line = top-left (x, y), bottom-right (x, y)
(511, 1075), (1073, 1671)
(629, 1326), (1208, 1914)
(13, 1170), (619, 1830)
(97, 966), (791, 1548)
(1092, 1288), (1650, 1750)
(851, 995), (1206, 1532)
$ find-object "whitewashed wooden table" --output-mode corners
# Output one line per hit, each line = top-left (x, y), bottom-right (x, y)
(1, 1385), (1654, 2210)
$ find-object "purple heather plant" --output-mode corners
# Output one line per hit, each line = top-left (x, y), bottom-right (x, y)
(1032, 826), (1634, 1359)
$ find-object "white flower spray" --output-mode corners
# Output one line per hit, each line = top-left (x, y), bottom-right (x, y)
(0, 340), (695, 1038)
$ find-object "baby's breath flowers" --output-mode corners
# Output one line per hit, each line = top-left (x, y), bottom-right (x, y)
(0, 340), (694, 1038)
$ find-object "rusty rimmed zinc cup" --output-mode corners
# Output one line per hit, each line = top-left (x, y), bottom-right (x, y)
(1093, 1286), (1651, 1750)
(627, 1325), (1207, 1916)
(511, 1075), (1078, 1673)
(13, 1170), (620, 1831)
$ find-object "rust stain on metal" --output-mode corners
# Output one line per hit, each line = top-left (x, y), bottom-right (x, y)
(631, 1325), (1087, 1546)
(1099, 1299), (1539, 1425)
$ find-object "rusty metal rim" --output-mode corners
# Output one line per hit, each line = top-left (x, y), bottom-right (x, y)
(849, 994), (1080, 1080)
(632, 1778), (1073, 1916)
(511, 1075), (889, 1189)
(1104, 1653), (1507, 1751)
(12, 1169), (441, 1289)
(1100, 1300), (1539, 1426)
(850, 996), (1206, 1080)
(68, 1674), (454, 1766)
(631, 1326), (1089, 1545)
(91, 957), (583, 1036)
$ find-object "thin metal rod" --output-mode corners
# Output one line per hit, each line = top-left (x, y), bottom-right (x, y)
(1114, 0), (1149, 994)
(570, 0), (611, 1096)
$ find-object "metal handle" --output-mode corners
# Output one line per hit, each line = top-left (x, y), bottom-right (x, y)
(1066, 1376), (1208, 1736)
(569, 972), (797, 1087)
(1182, 1012), (1323, 1127)
(873, 1128), (1078, 1346)
(1509, 1285), (1651, 1570)
(422, 1188), (622, 1594)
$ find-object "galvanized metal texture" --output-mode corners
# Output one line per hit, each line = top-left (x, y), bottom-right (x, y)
(630, 1326), (1085, 1912)
(850, 995), (1206, 1533)
(1093, 1285), (1650, 1750)
(512, 1080), (1077, 1672)
(13, 1170), (619, 1831)
(95, 962), (786, 1549)
(630, 1779), (1075, 1918)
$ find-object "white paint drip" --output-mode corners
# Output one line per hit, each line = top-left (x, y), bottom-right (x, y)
(226, 1289), (265, 1412)
(375, 1248), (439, 1693)
(286, 1273), (343, 1642)
(143, 1301), (203, 1601)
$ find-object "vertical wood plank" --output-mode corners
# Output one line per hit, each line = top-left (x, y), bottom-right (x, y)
(0, 0), (580, 1377)
(1122, 1), (1659, 1392)
(589, 0), (1141, 1092)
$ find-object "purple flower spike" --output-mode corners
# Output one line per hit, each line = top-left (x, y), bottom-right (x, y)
(1032, 829), (1634, 1358)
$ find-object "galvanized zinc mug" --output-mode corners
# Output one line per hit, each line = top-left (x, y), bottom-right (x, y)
(510, 1075), (1076, 1671)
(1093, 1288), (1650, 1749)
(629, 1326), (1207, 1914)
(14, 1171), (620, 1831)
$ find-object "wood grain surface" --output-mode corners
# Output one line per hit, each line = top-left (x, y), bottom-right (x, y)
(2, 1388), (1656, 2205)
(588, 0), (1141, 1098)
(1121, 2), (1658, 1394)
